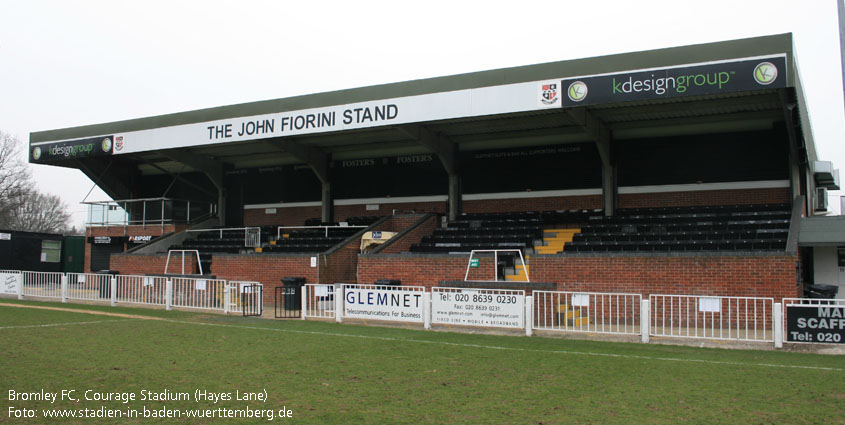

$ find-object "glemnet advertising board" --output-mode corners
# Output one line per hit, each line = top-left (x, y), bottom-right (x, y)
(432, 288), (524, 328)
(343, 286), (425, 323)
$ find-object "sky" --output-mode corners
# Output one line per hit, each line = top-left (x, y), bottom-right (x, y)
(1, 0), (844, 229)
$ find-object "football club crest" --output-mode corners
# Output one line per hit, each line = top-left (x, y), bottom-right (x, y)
(541, 83), (559, 105)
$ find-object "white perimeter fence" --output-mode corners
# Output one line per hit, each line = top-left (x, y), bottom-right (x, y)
(3, 269), (843, 348)
(3, 270), (261, 315)
(298, 285), (843, 348)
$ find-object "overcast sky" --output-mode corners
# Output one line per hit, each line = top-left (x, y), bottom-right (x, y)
(1, 0), (843, 228)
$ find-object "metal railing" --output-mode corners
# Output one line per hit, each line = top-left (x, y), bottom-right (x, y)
(276, 225), (367, 240)
(22, 271), (63, 299)
(8, 267), (843, 349)
(649, 294), (774, 342)
(171, 277), (227, 310)
(7, 271), (248, 315)
(84, 197), (215, 231)
(533, 291), (642, 335)
(302, 284), (336, 319)
(115, 275), (167, 306)
(186, 227), (261, 248)
(228, 281), (263, 316)
(66, 273), (112, 302)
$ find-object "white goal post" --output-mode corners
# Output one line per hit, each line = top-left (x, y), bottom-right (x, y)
(464, 249), (529, 282)
(165, 249), (203, 275)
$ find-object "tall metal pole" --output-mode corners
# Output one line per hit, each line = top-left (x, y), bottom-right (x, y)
(839, 0), (845, 117)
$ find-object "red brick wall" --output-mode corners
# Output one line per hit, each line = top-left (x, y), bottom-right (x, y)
(379, 215), (439, 254)
(243, 188), (789, 226)
(244, 206), (320, 227)
(84, 225), (187, 273)
(358, 255), (499, 289)
(212, 255), (318, 305)
(243, 195), (607, 226)
(463, 195), (601, 213)
(211, 225), (379, 304)
(110, 254), (198, 276)
(206, 215), (433, 301)
(618, 188), (790, 209)
(356, 253), (800, 301)
(244, 202), (446, 226)
(529, 255), (801, 301)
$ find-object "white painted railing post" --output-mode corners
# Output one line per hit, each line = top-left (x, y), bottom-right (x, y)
(165, 279), (173, 311)
(61, 273), (68, 303)
(335, 284), (343, 323)
(525, 295), (533, 336)
(641, 299), (650, 343)
(423, 292), (431, 330)
(110, 275), (117, 307)
(16, 273), (23, 300)
(301, 286), (307, 320)
(774, 302), (783, 349)
(223, 282), (231, 315)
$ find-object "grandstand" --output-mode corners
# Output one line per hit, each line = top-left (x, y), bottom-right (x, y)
(28, 33), (843, 301)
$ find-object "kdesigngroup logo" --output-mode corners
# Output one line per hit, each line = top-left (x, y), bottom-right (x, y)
(32, 147), (41, 160)
(567, 81), (588, 102)
(753, 62), (778, 85)
(102, 137), (113, 152)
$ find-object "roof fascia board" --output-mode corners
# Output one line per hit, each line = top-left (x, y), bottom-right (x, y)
(31, 34), (795, 144)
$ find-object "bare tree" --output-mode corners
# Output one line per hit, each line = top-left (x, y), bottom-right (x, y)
(0, 131), (30, 228)
(0, 131), (73, 234)
(7, 190), (71, 234)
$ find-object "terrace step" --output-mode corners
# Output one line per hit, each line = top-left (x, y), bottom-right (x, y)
(556, 304), (591, 326)
(535, 228), (580, 254)
(505, 264), (529, 282)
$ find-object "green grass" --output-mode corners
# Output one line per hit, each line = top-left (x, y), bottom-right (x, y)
(1, 299), (843, 424)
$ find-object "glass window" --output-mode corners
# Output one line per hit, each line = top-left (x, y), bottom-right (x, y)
(41, 240), (61, 263)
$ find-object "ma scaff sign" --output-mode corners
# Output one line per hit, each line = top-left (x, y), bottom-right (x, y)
(785, 304), (845, 344)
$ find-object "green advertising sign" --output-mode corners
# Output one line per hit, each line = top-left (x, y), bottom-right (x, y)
(560, 55), (787, 107)
(470, 258), (479, 268)
(30, 135), (114, 163)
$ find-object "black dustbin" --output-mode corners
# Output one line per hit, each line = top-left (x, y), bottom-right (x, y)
(96, 270), (119, 298)
(282, 277), (306, 310)
(805, 284), (840, 299)
(375, 279), (401, 289)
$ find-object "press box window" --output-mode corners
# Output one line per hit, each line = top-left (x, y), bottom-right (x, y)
(41, 240), (61, 263)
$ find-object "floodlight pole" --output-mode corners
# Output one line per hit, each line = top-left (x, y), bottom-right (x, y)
(839, 0), (845, 120)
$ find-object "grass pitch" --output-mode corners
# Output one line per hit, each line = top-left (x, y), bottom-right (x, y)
(0, 299), (843, 424)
